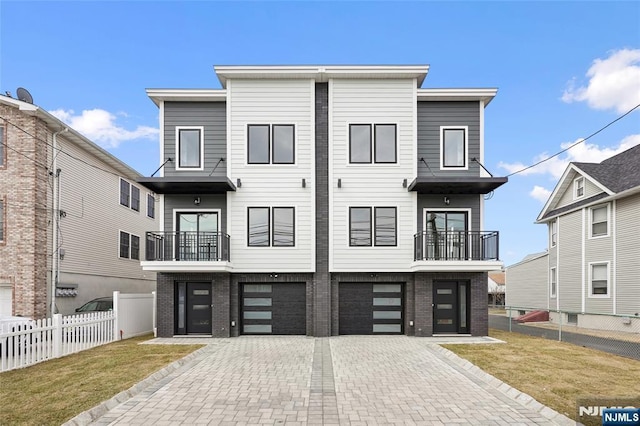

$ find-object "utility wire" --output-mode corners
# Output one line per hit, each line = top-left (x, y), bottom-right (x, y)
(0, 139), (50, 170)
(506, 103), (640, 177)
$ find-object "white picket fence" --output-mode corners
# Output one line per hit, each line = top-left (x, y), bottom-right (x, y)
(0, 291), (155, 372)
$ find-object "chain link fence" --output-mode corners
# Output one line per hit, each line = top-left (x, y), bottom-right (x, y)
(488, 306), (640, 360)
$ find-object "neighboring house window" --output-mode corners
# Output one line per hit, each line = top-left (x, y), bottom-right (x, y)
(147, 194), (155, 219)
(349, 124), (397, 164)
(247, 124), (295, 164)
(120, 179), (130, 207)
(590, 205), (608, 238)
(131, 186), (140, 212)
(574, 177), (584, 199)
(0, 198), (4, 242)
(550, 220), (557, 247)
(119, 231), (140, 260)
(441, 127), (468, 169)
(176, 127), (204, 170)
(247, 207), (296, 247)
(0, 124), (5, 167)
(349, 206), (398, 247)
(590, 263), (609, 296)
(550, 267), (557, 298)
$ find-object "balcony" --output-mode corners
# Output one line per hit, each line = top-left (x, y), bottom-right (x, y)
(411, 231), (502, 272)
(141, 231), (232, 272)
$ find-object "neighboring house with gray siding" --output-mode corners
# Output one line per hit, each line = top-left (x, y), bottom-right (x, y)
(137, 65), (508, 338)
(509, 145), (640, 332)
(0, 94), (157, 318)
(505, 251), (548, 310)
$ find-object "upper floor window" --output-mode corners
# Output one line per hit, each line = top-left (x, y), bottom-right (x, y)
(440, 127), (468, 170)
(0, 125), (5, 167)
(550, 267), (557, 298)
(349, 124), (397, 164)
(0, 198), (4, 242)
(349, 206), (397, 247)
(550, 220), (557, 247)
(574, 177), (585, 199)
(248, 124), (295, 164)
(119, 231), (140, 260)
(176, 127), (204, 170)
(248, 207), (295, 247)
(589, 262), (609, 297)
(147, 194), (155, 219)
(119, 179), (140, 212)
(590, 205), (608, 238)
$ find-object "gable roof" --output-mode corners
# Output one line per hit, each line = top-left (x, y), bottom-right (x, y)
(537, 144), (640, 222)
(506, 251), (548, 269)
(488, 271), (505, 285)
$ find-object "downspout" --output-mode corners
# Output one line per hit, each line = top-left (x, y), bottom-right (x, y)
(50, 127), (68, 316)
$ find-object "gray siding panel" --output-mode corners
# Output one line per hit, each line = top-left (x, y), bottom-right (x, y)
(615, 194), (640, 315)
(417, 101), (480, 177)
(164, 102), (227, 177)
(417, 194), (481, 232)
(505, 254), (549, 309)
(164, 195), (227, 234)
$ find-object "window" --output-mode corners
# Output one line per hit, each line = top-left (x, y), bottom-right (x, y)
(0, 125), (5, 167)
(176, 127), (203, 170)
(574, 177), (584, 199)
(441, 127), (467, 169)
(248, 207), (295, 247)
(349, 206), (397, 247)
(119, 231), (140, 260)
(0, 198), (4, 242)
(131, 186), (140, 212)
(550, 267), (557, 298)
(147, 194), (155, 218)
(248, 124), (295, 164)
(590, 263), (609, 296)
(590, 205), (608, 237)
(120, 179), (130, 207)
(349, 124), (397, 164)
(550, 220), (557, 247)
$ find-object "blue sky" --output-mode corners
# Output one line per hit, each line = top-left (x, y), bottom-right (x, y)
(1, 1), (639, 266)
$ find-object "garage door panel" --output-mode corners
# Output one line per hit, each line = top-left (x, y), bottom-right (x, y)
(339, 283), (404, 335)
(241, 283), (306, 335)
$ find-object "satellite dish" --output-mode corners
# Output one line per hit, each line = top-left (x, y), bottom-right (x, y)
(16, 87), (34, 104)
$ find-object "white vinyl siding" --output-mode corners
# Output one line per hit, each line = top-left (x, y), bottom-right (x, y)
(227, 79), (314, 272)
(615, 194), (640, 315)
(330, 79), (416, 271)
(504, 253), (548, 309)
(557, 212), (582, 312)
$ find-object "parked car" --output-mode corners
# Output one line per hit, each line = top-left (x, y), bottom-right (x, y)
(0, 315), (36, 355)
(75, 297), (113, 313)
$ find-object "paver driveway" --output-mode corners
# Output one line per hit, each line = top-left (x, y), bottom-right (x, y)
(86, 336), (572, 425)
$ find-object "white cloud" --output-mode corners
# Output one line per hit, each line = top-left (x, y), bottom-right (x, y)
(499, 134), (640, 180)
(530, 186), (552, 203)
(49, 108), (158, 149)
(562, 48), (640, 113)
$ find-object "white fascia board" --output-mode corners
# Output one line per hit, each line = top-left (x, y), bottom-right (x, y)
(410, 261), (504, 272)
(146, 89), (227, 107)
(505, 252), (549, 269)
(417, 88), (498, 105)
(140, 261), (233, 273)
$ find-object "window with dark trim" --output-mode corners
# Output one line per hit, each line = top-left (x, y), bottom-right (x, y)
(0, 198), (4, 242)
(248, 124), (295, 164)
(442, 128), (467, 168)
(147, 194), (155, 219)
(177, 128), (203, 169)
(131, 186), (140, 212)
(119, 231), (130, 259)
(0, 125), (5, 167)
(248, 207), (295, 247)
(131, 235), (140, 260)
(350, 207), (372, 246)
(374, 207), (397, 246)
(119, 231), (140, 260)
(350, 206), (398, 247)
(349, 124), (397, 164)
(120, 179), (130, 207)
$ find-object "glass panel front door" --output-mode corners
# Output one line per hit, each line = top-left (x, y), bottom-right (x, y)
(177, 212), (218, 260)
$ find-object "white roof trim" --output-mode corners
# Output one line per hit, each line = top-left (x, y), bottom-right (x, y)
(505, 251), (548, 269)
(146, 89), (227, 106)
(417, 88), (498, 105)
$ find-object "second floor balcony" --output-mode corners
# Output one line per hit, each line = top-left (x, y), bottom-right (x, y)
(141, 231), (232, 272)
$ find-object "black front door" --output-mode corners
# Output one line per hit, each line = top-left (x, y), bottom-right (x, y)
(433, 281), (469, 334)
(175, 282), (212, 335)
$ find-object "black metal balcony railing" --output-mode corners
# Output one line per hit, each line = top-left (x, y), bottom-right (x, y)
(414, 231), (499, 261)
(145, 232), (231, 262)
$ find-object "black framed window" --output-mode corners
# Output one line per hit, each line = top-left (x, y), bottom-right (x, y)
(273, 207), (295, 246)
(131, 186), (140, 212)
(442, 128), (466, 168)
(248, 207), (270, 246)
(248, 124), (295, 164)
(350, 207), (372, 246)
(119, 231), (130, 259)
(349, 124), (372, 163)
(147, 194), (155, 218)
(131, 235), (140, 260)
(272, 125), (295, 164)
(374, 124), (397, 163)
(248, 125), (270, 164)
(178, 128), (202, 169)
(119, 179), (130, 207)
(374, 207), (397, 246)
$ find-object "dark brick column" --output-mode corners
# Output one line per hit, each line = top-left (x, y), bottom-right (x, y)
(414, 273), (433, 337)
(470, 272), (489, 336)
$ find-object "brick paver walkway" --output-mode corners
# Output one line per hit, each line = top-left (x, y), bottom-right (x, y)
(80, 336), (573, 425)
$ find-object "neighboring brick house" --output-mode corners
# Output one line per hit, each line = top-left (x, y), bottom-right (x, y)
(508, 145), (640, 332)
(138, 65), (507, 337)
(0, 94), (157, 318)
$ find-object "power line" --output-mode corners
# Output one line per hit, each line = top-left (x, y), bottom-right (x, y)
(506, 103), (640, 177)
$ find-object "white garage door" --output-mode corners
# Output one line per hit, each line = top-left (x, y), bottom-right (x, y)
(0, 284), (12, 316)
